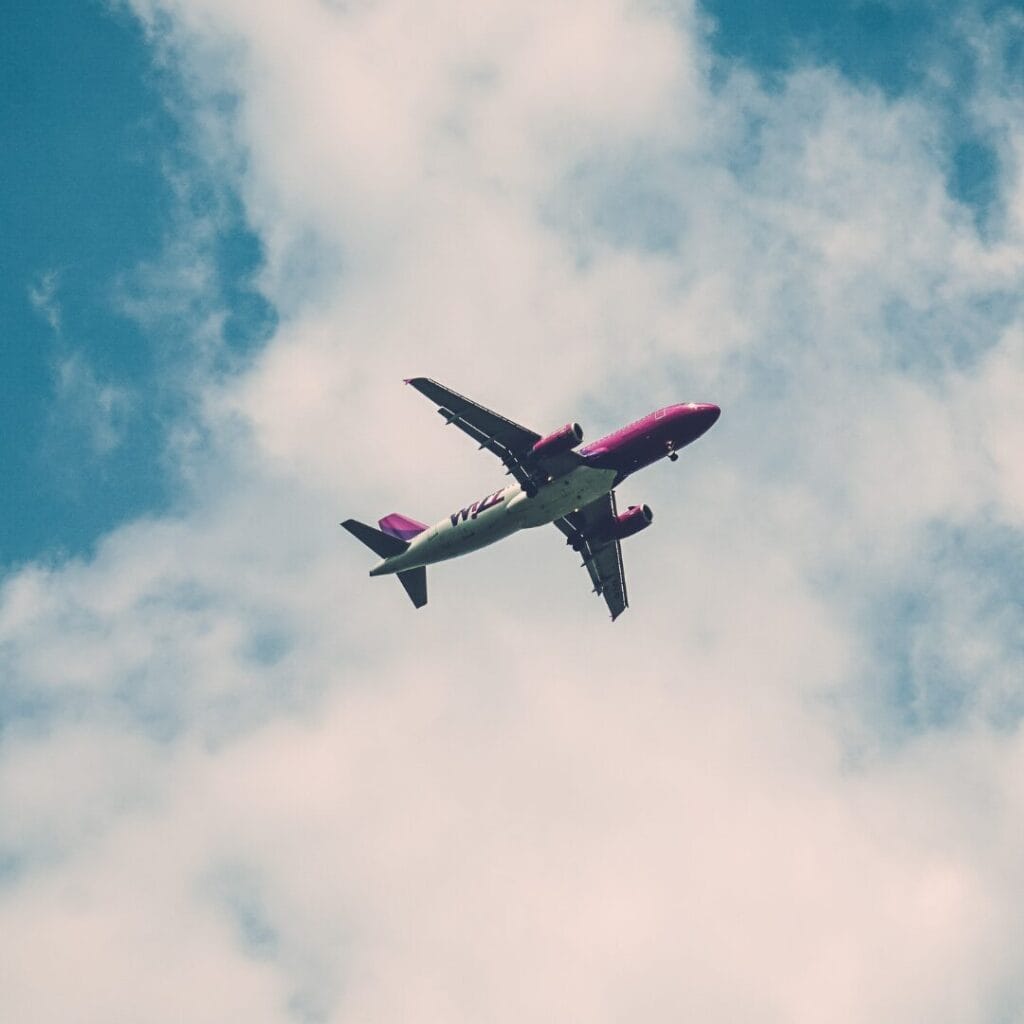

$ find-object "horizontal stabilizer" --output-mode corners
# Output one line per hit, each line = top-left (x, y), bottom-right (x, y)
(397, 566), (427, 608)
(341, 519), (408, 559)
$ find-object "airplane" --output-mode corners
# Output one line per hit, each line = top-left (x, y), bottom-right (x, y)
(342, 378), (720, 620)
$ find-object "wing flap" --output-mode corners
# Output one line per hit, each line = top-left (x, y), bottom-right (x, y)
(406, 377), (580, 489)
(554, 491), (629, 621)
(407, 378), (540, 450)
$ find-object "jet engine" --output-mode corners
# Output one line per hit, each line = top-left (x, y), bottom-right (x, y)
(606, 503), (653, 540)
(530, 422), (584, 459)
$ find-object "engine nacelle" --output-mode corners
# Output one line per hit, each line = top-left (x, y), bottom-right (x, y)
(530, 422), (584, 459)
(606, 503), (653, 541)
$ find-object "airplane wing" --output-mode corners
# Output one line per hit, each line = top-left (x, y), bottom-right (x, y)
(405, 377), (581, 491)
(554, 491), (629, 621)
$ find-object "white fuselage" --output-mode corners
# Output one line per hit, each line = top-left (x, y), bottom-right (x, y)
(369, 465), (618, 575)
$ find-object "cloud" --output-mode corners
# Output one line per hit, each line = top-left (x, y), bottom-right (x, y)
(28, 270), (63, 334)
(26, 270), (134, 459)
(2, 1), (1024, 1021)
(49, 352), (135, 457)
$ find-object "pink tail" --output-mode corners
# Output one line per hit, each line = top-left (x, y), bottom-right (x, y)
(378, 513), (428, 542)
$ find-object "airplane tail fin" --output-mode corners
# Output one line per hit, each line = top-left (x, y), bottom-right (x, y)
(397, 566), (427, 608)
(341, 518), (428, 610)
(377, 513), (428, 541)
(341, 519), (408, 558)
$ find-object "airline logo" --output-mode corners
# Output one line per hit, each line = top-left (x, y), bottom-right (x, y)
(450, 489), (505, 527)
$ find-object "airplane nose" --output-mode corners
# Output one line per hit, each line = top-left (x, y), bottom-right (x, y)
(669, 403), (721, 450)
(685, 403), (719, 432)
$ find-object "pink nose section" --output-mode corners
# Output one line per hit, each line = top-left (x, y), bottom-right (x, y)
(681, 403), (719, 436)
(698, 403), (721, 428)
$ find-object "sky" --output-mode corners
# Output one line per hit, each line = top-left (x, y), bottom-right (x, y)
(1, 0), (1023, 1021)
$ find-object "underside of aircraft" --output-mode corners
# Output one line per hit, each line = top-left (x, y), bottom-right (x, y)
(343, 377), (719, 620)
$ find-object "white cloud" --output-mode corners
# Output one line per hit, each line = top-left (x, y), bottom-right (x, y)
(27, 271), (135, 458)
(50, 353), (134, 456)
(3, 1), (1024, 1022)
(28, 270), (62, 334)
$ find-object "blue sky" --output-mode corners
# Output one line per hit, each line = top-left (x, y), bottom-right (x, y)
(1, 0), (273, 566)
(2, 1), (165, 561)
(704, 0), (1012, 231)
(3, 1), (1024, 1021)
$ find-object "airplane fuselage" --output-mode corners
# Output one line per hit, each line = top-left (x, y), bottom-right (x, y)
(370, 465), (618, 575)
(369, 401), (719, 576)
